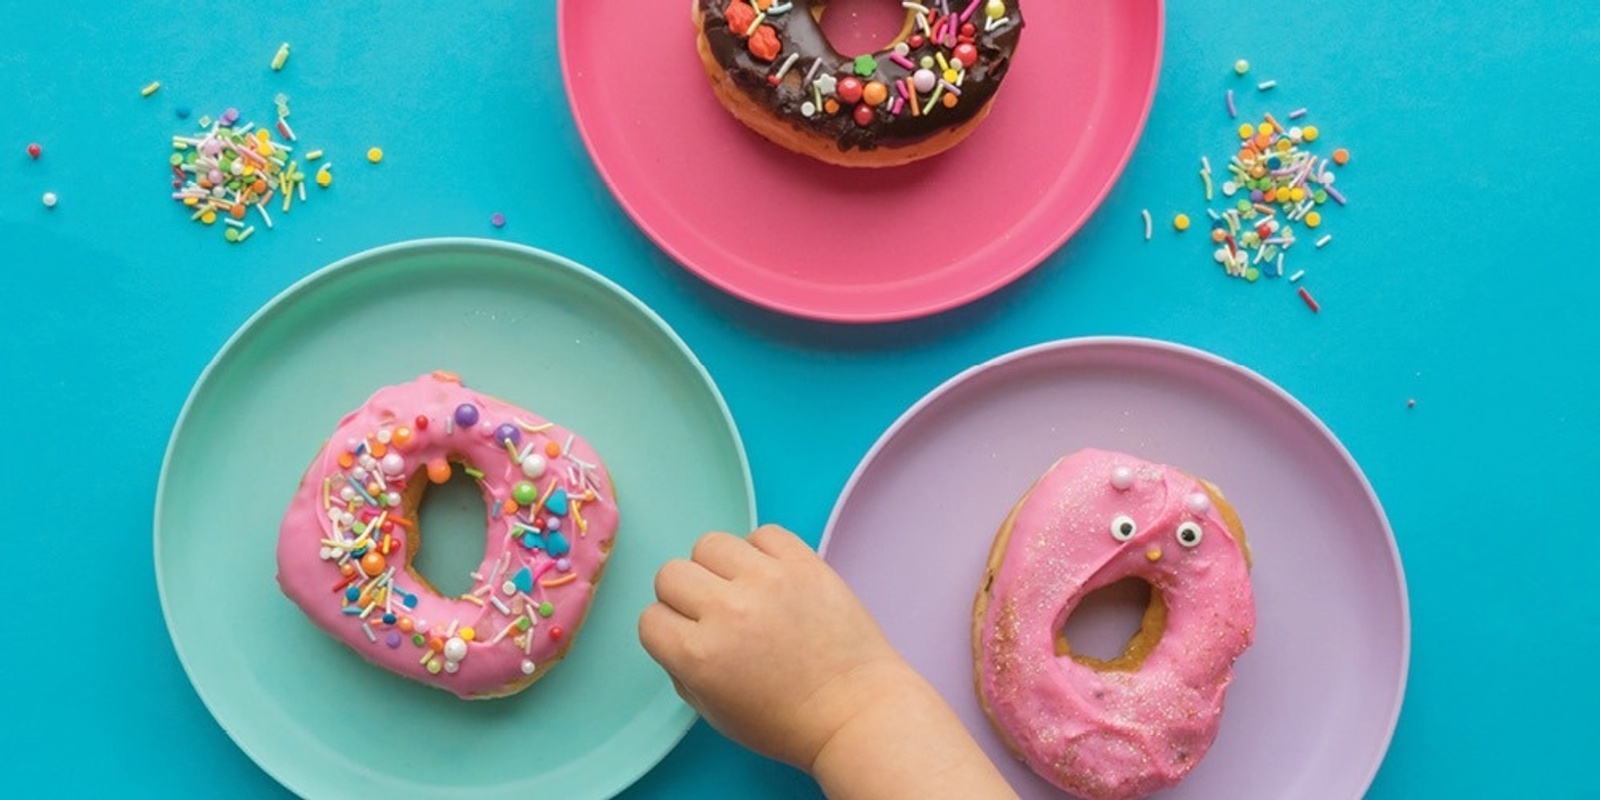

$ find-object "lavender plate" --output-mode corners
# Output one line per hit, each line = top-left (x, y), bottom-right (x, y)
(820, 337), (1408, 798)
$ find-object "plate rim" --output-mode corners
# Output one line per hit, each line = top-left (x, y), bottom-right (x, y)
(152, 237), (755, 799)
(556, 0), (1167, 323)
(818, 335), (1410, 795)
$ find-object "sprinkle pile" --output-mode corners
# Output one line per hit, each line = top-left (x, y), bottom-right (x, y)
(167, 96), (325, 244)
(1169, 62), (1352, 312)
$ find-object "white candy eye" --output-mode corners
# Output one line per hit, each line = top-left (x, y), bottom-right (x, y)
(1176, 521), (1204, 548)
(1110, 515), (1137, 542)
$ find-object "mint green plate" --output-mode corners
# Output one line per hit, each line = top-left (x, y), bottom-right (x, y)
(155, 239), (754, 799)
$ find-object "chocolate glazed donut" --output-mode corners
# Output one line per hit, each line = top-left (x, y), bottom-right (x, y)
(693, 0), (1024, 167)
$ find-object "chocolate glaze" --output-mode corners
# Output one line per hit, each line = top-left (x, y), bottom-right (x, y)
(698, 0), (1024, 153)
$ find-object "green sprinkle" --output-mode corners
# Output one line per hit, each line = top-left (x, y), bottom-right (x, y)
(538, 602), (554, 618)
(412, 633), (426, 647)
(463, 467), (485, 479)
(1244, 267), (1260, 282)
(516, 616), (532, 632)
(853, 54), (878, 77)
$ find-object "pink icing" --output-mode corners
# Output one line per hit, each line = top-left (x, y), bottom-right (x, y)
(975, 449), (1255, 798)
(276, 373), (618, 699)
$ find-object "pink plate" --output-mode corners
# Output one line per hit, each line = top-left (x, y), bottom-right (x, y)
(559, 0), (1164, 322)
(821, 338), (1409, 797)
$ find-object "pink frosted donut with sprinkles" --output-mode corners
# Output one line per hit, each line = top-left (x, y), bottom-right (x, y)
(276, 371), (618, 699)
(693, 0), (1024, 167)
(973, 449), (1255, 798)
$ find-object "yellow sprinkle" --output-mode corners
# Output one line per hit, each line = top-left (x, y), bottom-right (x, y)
(461, 627), (476, 641)
(305, 149), (324, 161)
(200, 210), (217, 225)
(271, 42), (291, 71)
(366, 147), (384, 163)
(1173, 213), (1191, 231)
(985, 0), (1006, 20)
(1302, 125), (1320, 142)
(1304, 211), (1322, 228)
(1237, 123), (1254, 140)
(140, 81), (161, 97)
(316, 168), (332, 188)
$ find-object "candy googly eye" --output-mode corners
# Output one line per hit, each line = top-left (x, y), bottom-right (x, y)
(1110, 514), (1137, 542)
(1176, 521), (1204, 548)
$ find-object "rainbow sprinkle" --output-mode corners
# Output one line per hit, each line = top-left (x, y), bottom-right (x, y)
(167, 97), (326, 243)
(1186, 64), (1351, 310)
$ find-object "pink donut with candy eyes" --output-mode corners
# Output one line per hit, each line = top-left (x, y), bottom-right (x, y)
(276, 372), (618, 699)
(973, 449), (1255, 798)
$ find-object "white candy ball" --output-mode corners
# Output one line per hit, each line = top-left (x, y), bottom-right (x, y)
(443, 636), (468, 662)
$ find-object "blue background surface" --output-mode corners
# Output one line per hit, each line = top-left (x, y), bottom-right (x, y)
(3, 1), (1597, 797)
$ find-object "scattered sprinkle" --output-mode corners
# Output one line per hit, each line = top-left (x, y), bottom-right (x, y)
(271, 42), (291, 71)
(41, 191), (58, 208)
(1173, 213), (1191, 232)
(491, 212), (507, 228)
(366, 147), (384, 164)
(1141, 209), (1152, 241)
(141, 81), (162, 97)
(1406, 399), (1416, 409)
(168, 105), (320, 243)
(176, 106), (191, 119)
(1297, 286), (1320, 313)
(1179, 64), (1352, 312)
(26, 142), (42, 159)
(1234, 59), (1250, 75)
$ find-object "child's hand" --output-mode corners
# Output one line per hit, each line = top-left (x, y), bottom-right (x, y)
(639, 525), (1017, 799)
(637, 525), (910, 769)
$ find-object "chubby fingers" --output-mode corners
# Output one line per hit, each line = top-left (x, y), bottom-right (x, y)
(747, 524), (818, 561)
(638, 601), (694, 669)
(690, 530), (770, 578)
(653, 557), (722, 620)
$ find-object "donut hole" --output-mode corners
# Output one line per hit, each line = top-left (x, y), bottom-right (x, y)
(1057, 578), (1168, 672)
(409, 465), (491, 598)
(815, 0), (918, 56)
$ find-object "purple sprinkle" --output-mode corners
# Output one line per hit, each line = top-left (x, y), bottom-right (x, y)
(494, 423), (521, 447)
(386, 632), (402, 648)
(490, 212), (506, 228)
(1324, 185), (1347, 205)
(1226, 89), (1236, 119)
(454, 403), (480, 427)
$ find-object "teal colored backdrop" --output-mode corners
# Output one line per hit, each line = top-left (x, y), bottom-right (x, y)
(3, 1), (1596, 796)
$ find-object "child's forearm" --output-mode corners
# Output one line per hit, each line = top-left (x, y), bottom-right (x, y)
(810, 667), (1017, 800)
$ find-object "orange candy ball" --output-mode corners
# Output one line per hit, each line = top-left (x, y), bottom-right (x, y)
(863, 81), (889, 107)
(359, 551), (386, 576)
(427, 459), (451, 484)
(391, 425), (414, 449)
